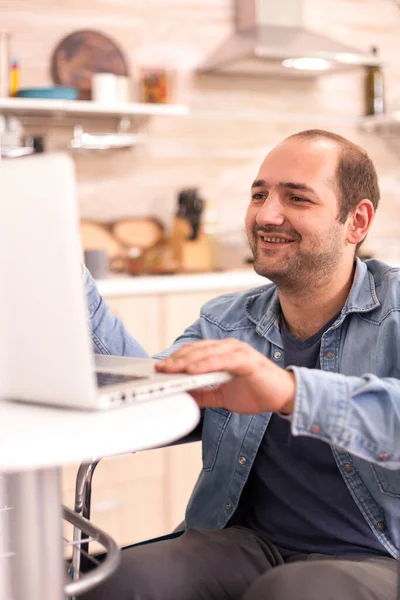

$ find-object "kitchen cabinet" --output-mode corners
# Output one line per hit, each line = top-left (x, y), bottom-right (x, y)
(62, 448), (171, 553)
(106, 286), (247, 354)
(106, 295), (162, 357)
(62, 273), (264, 548)
(161, 290), (226, 348)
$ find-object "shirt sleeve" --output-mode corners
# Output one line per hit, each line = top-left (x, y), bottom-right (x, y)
(84, 265), (149, 358)
(84, 265), (205, 359)
(288, 365), (400, 470)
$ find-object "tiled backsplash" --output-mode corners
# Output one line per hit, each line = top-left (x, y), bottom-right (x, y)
(3, 0), (400, 261)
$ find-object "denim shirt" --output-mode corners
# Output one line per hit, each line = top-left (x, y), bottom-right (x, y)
(85, 258), (400, 559)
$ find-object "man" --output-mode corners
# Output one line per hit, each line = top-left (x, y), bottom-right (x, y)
(83, 130), (400, 600)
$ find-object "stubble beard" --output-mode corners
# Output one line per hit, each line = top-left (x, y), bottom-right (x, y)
(249, 228), (344, 294)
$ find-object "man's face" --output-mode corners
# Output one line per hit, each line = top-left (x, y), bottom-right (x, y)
(245, 137), (349, 291)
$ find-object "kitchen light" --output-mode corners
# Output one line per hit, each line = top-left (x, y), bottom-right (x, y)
(282, 57), (331, 71)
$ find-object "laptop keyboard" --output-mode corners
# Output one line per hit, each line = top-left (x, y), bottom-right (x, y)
(96, 372), (146, 388)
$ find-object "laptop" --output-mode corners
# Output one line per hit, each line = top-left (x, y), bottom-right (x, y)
(0, 153), (231, 410)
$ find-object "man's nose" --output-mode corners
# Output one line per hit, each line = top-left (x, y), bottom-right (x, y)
(256, 195), (285, 227)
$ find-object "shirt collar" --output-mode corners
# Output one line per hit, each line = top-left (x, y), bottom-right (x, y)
(342, 257), (380, 315)
(245, 258), (380, 340)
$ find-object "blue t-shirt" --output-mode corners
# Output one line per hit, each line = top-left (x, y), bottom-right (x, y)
(231, 313), (388, 558)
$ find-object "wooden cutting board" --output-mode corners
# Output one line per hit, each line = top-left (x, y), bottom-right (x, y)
(80, 221), (122, 258)
(112, 218), (164, 250)
(51, 30), (129, 100)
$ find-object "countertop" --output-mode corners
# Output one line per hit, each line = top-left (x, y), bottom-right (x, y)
(96, 268), (268, 297)
(95, 259), (400, 298)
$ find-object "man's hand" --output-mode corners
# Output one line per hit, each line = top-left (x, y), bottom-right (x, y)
(155, 339), (296, 415)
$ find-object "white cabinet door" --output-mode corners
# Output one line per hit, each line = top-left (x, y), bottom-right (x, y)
(107, 295), (162, 356)
(161, 290), (234, 349)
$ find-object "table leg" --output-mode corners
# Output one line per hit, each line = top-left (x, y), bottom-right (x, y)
(7, 467), (64, 600)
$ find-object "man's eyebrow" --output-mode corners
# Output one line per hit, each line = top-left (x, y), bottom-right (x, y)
(251, 179), (267, 189)
(278, 181), (317, 195)
(251, 179), (316, 196)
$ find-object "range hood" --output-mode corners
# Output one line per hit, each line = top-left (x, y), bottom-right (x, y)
(198, 0), (379, 77)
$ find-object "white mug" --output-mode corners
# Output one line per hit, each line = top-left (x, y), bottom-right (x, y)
(91, 73), (118, 104)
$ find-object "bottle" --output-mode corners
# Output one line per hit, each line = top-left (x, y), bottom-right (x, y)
(365, 46), (385, 116)
(9, 58), (19, 97)
(0, 31), (10, 98)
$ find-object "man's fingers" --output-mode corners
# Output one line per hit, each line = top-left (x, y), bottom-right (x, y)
(163, 338), (243, 360)
(156, 339), (254, 372)
(157, 346), (256, 376)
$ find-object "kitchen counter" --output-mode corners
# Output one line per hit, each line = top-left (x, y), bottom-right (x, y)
(94, 258), (400, 298)
(96, 268), (268, 297)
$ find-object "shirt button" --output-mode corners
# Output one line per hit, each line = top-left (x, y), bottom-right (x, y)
(273, 351), (282, 360)
(225, 502), (232, 510)
(344, 463), (353, 473)
(239, 456), (247, 465)
(326, 351), (334, 359)
(378, 452), (389, 462)
(377, 521), (385, 532)
(311, 424), (321, 434)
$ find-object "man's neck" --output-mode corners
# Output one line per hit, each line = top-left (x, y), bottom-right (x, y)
(278, 262), (356, 341)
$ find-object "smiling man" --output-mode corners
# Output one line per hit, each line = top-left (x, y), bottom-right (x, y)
(83, 130), (400, 600)
(248, 133), (371, 297)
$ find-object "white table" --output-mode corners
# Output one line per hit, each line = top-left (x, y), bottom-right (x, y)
(0, 394), (200, 600)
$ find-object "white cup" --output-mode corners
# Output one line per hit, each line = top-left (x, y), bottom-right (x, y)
(91, 73), (119, 104)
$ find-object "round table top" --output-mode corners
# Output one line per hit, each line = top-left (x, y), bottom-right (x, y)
(0, 394), (200, 472)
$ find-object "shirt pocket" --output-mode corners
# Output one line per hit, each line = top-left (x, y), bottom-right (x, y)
(202, 408), (231, 471)
(371, 464), (400, 498)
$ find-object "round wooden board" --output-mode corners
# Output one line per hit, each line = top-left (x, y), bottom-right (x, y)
(51, 30), (129, 100)
(112, 218), (164, 250)
(80, 221), (123, 258)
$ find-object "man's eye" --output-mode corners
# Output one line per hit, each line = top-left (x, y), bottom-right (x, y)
(292, 196), (308, 203)
(252, 193), (266, 200)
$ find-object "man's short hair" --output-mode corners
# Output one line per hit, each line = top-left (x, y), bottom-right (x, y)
(287, 129), (380, 223)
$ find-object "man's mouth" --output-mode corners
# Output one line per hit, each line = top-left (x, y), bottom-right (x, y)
(257, 232), (296, 245)
(260, 236), (292, 243)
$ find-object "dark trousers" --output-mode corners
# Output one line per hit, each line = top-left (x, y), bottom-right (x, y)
(81, 526), (398, 600)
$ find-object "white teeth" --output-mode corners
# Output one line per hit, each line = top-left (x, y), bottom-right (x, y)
(262, 236), (290, 243)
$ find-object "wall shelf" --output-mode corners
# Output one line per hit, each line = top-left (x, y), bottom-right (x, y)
(0, 98), (190, 152)
(3, 97), (397, 138)
(0, 97), (189, 126)
(359, 113), (400, 136)
(0, 98), (364, 125)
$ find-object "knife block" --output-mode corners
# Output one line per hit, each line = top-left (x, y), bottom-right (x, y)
(169, 217), (214, 272)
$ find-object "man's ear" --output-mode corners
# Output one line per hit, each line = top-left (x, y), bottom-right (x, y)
(346, 199), (375, 245)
